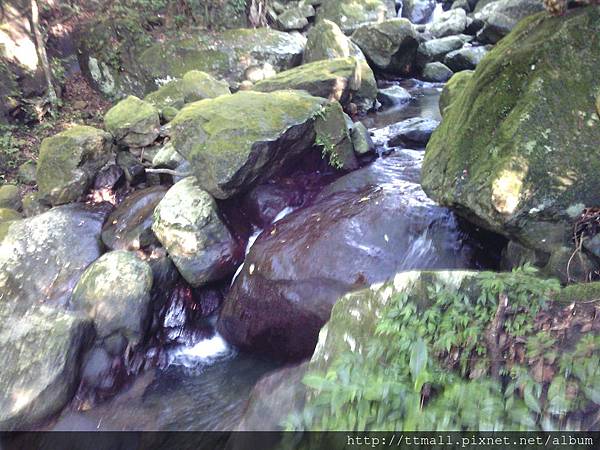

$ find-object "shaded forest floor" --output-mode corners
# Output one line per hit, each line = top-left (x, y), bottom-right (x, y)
(1, 72), (111, 185)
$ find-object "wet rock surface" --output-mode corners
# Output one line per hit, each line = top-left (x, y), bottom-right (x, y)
(101, 186), (168, 251)
(219, 153), (482, 360)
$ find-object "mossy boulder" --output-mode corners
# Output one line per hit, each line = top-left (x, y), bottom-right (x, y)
(0, 184), (21, 210)
(422, 8), (600, 276)
(0, 305), (94, 430)
(253, 57), (377, 113)
(0, 208), (21, 223)
(17, 160), (36, 185)
(104, 96), (160, 147)
(152, 177), (240, 287)
(71, 250), (154, 345)
(36, 126), (114, 206)
(351, 18), (419, 74)
(316, 0), (396, 35)
(0, 204), (108, 315)
(438, 70), (473, 116)
(303, 20), (365, 64)
(169, 90), (329, 199)
(145, 70), (230, 120)
(137, 29), (305, 88)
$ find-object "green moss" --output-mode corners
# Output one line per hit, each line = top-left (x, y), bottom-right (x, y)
(170, 90), (326, 197)
(172, 90), (324, 157)
(422, 8), (600, 254)
(137, 28), (305, 85)
(104, 95), (160, 146)
(0, 208), (21, 223)
(554, 281), (600, 304)
(304, 19), (354, 63)
(253, 57), (376, 111)
(438, 70), (473, 117)
(36, 126), (112, 205)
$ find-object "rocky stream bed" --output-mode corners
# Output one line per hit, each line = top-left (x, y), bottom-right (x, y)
(1, 0), (600, 436)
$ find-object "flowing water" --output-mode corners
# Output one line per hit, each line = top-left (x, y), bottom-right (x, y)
(51, 78), (502, 431)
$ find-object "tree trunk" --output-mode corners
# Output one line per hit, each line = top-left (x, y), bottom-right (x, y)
(30, 0), (58, 106)
(247, 0), (268, 28)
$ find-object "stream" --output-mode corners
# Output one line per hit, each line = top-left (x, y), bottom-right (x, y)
(50, 78), (503, 431)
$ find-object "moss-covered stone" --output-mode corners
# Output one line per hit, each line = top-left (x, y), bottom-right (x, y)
(36, 126), (114, 205)
(17, 160), (36, 185)
(0, 208), (21, 223)
(253, 57), (377, 112)
(0, 305), (94, 430)
(351, 18), (418, 74)
(316, 0), (396, 35)
(145, 70), (230, 119)
(303, 19), (364, 64)
(438, 70), (473, 116)
(137, 28), (305, 88)
(104, 95), (160, 147)
(152, 177), (239, 286)
(169, 90), (327, 199)
(422, 8), (600, 274)
(0, 184), (21, 210)
(71, 250), (154, 345)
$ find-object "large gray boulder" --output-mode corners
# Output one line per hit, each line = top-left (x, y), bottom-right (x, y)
(415, 35), (466, 68)
(36, 126), (114, 205)
(351, 18), (419, 74)
(169, 90), (354, 199)
(0, 306), (94, 430)
(152, 177), (240, 287)
(0, 204), (108, 315)
(443, 45), (489, 71)
(71, 250), (154, 345)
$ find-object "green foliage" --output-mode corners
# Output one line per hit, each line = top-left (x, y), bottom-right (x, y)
(289, 266), (600, 431)
(0, 124), (24, 179)
(315, 134), (343, 170)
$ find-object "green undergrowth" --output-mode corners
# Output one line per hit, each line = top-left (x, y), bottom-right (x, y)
(287, 266), (600, 432)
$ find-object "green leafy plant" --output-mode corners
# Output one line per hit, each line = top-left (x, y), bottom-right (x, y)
(289, 266), (600, 431)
